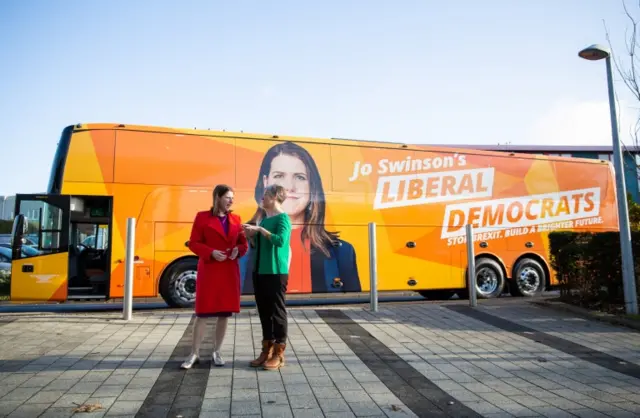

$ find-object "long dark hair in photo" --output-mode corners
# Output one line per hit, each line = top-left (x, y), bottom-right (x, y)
(247, 141), (339, 257)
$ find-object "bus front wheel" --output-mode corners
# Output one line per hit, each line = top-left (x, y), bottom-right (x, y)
(160, 258), (197, 308)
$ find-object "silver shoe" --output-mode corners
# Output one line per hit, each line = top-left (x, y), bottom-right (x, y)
(180, 353), (199, 369)
(212, 351), (225, 367)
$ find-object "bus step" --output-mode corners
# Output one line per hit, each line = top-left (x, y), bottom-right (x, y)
(67, 295), (107, 300)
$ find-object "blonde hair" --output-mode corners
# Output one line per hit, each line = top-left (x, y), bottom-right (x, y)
(264, 184), (287, 204)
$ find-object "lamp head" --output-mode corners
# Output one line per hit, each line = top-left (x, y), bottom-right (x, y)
(579, 44), (611, 61)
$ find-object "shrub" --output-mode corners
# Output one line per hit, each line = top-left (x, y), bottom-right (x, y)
(549, 230), (640, 312)
(0, 270), (9, 286)
(0, 220), (12, 234)
(0, 269), (10, 298)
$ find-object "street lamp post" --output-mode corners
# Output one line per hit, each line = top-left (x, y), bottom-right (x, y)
(579, 44), (638, 315)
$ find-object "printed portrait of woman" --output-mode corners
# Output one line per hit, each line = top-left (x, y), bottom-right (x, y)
(239, 141), (361, 294)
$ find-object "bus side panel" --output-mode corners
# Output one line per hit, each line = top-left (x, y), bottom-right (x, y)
(109, 131), (237, 298)
(102, 183), (157, 299)
(61, 126), (622, 299)
(153, 221), (195, 289)
(130, 218), (155, 297)
(140, 188), (211, 292)
(326, 144), (619, 295)
(63, 130), (115, 184)
(329, 143), (495, 292)
(552, 158), (619, 233)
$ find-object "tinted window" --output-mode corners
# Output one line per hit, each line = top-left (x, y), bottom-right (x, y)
(15, 198), (68, 259)
(21, 246), (40, 257)
(47, 126), (73, 194)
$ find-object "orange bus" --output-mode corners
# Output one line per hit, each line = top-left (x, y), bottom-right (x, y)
(7, 123), (619, 307)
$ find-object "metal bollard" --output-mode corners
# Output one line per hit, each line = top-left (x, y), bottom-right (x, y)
(368, 222), (378, 312)
(123, 218), (136, 321)
(465, 224), (477, 308)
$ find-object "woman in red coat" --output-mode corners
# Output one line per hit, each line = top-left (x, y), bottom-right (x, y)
(181, 184), (248, 369)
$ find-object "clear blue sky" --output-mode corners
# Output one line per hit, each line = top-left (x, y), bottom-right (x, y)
(0, 0), (637, 195)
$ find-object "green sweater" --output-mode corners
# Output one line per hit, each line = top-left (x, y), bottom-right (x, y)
(256, 212), (292, 275)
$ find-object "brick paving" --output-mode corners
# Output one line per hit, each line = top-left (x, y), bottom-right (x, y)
(0, 300), (639, 417)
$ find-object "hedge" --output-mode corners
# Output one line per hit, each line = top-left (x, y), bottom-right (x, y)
(0, 220), (12, 234)
(0, 220), (39, 235)
(548, 231), (640, 311)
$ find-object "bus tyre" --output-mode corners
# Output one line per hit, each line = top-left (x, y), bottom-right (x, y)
(473, 258), (505, 299)
(510, 258), (546, 297)
(160, 258), (197, 309)
(419, 290), (456, 300)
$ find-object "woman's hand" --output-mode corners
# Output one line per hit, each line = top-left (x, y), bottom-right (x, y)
(243, 225), (271, 238)
(243, 224), (270, 239)
(211, 250), (227, 262)
(242, 224), (260, 236)
(229, 246), (239, 260)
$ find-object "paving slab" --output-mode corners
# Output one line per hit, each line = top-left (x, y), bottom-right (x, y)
(0, 300), (640, 417)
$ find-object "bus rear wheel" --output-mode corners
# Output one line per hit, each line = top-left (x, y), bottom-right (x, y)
(160, 258), (197, 308)
(509, 258), (546, 297)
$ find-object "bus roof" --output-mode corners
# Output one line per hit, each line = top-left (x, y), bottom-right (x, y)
(71, 122), (608, 165)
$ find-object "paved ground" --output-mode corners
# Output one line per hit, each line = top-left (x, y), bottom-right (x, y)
(0, 299), (640, 417)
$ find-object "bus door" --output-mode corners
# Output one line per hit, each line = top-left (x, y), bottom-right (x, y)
(10, 194), (71, 302)
(67, 196), (113, 299)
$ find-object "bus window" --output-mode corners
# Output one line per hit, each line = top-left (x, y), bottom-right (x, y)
(75, 224), (109, 250)
(14, 199), (65, 257)
(40, 202), (64, 252)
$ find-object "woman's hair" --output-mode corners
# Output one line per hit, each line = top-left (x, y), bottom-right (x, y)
(264, 184), (287, 204)
(248, 141), (338, 256)
(211, 184), (233, 215)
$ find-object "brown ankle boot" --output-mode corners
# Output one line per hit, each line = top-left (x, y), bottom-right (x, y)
(250, 340), (274, 367)
(263, 342), (286, 371)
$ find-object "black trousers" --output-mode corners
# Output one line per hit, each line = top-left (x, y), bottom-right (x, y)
(253, 273), (288, 344)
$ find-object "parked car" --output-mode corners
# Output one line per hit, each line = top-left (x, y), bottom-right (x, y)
(0, 247), (11, 293)
(0, 247), (10, 270)
(0, 247), (12, 278)
(0, 234), (37, 247)
(0, 235), (10, 246)
(25, 234), (39, 246)
(0, 244), (41, 257)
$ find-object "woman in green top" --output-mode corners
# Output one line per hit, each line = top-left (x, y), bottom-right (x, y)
(242, 184), (292, 370)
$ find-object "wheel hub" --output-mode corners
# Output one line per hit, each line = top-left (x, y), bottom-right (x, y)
(476, 267), (498, 295)
(517, 266), (540, 293)
(174, 270), (196, 303)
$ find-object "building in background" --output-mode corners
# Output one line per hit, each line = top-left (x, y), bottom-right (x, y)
(0, 196), (15, 221)
(437, 145), (640, 203)
(0, 195), (45, 221)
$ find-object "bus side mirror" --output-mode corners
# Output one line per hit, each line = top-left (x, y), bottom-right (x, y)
(11, 214), (26, 259)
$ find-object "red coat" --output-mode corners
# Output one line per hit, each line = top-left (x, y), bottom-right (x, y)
(188, 210), (248, 316)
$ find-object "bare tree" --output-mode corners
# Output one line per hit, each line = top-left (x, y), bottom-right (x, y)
(605, 1), (640, 148)
(604, 0), (640, 186)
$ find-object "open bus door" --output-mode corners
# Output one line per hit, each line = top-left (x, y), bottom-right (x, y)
(10, 194), (71, 302)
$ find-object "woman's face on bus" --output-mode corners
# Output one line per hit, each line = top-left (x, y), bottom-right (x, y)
(263, 153), (310, 218)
